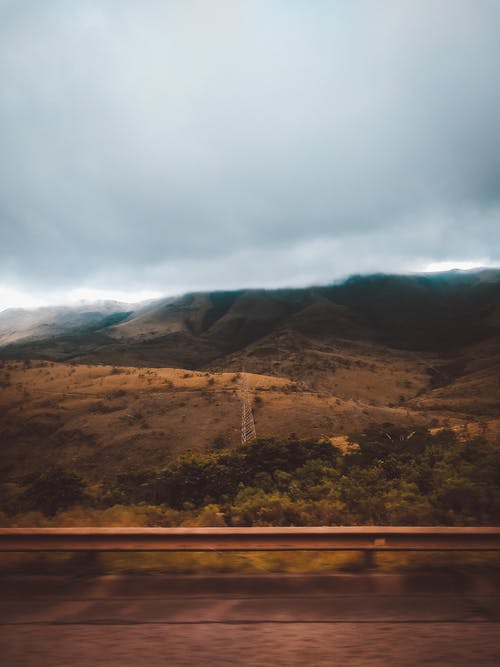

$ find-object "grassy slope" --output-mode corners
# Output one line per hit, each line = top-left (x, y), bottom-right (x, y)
(2, 351), (494, 488)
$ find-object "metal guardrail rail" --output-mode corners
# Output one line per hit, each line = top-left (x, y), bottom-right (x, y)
(1, 527), (500, 552)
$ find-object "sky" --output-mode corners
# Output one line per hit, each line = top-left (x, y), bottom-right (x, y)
(1, 0), (500, 310)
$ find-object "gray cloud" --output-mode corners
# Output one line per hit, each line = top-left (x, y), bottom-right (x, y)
(1, 0), (500, 301)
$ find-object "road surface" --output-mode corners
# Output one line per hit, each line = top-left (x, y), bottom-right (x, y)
(1, 573), (500, 666)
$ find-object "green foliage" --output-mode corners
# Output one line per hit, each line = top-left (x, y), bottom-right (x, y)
(340, 426), (500, 525)
(96, 429), (500, 525)
(13, 427), (500, 526)
(20, 468), (86, 517)
(139, 438), (342, 510)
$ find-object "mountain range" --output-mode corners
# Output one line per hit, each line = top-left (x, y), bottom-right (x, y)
(1, 270), (499, 482)
(2, 269), (500, 365)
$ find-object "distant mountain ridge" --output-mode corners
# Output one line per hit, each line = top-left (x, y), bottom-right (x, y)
(0, 301), (134, 347)
(1, 270), (500, 369)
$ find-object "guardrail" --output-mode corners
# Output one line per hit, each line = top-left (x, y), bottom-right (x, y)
(1, 527), (500, 552)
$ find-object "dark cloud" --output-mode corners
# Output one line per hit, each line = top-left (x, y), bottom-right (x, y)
(1, 0), (499, 304)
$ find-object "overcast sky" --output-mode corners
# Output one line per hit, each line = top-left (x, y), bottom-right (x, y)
(1, 0), (500, 310)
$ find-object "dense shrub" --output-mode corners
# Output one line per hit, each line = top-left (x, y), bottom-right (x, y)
(13, 427), (500, 526)
(20, 468), (86, 517)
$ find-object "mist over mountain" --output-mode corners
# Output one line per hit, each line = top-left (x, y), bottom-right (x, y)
(2, 270), (500, 369)
(0, 301), (134, 347)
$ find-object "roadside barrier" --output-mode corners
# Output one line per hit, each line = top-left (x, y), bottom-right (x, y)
(1, 526), (500, 552)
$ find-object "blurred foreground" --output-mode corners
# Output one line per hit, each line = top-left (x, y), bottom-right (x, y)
(1, 571), (500, 666)
(2, 549), (500, 575)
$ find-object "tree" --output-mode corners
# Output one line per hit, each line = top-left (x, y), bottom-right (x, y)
(21, 468), (86, 516)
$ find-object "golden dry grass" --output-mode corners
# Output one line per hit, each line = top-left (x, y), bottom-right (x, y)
(1, 346), (496, 485)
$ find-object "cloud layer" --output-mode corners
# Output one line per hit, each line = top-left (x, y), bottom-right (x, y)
(1, 0), (500, 306)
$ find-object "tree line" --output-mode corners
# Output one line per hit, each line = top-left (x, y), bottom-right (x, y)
(11, 425), (500, 525)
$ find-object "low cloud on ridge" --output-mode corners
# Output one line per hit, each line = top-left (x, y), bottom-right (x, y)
(1, 0), (500, 308)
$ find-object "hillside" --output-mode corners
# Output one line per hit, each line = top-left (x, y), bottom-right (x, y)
(2, 270), (500, 368)
(0, 360), (424, 482)
(1, 270), (500, 489)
